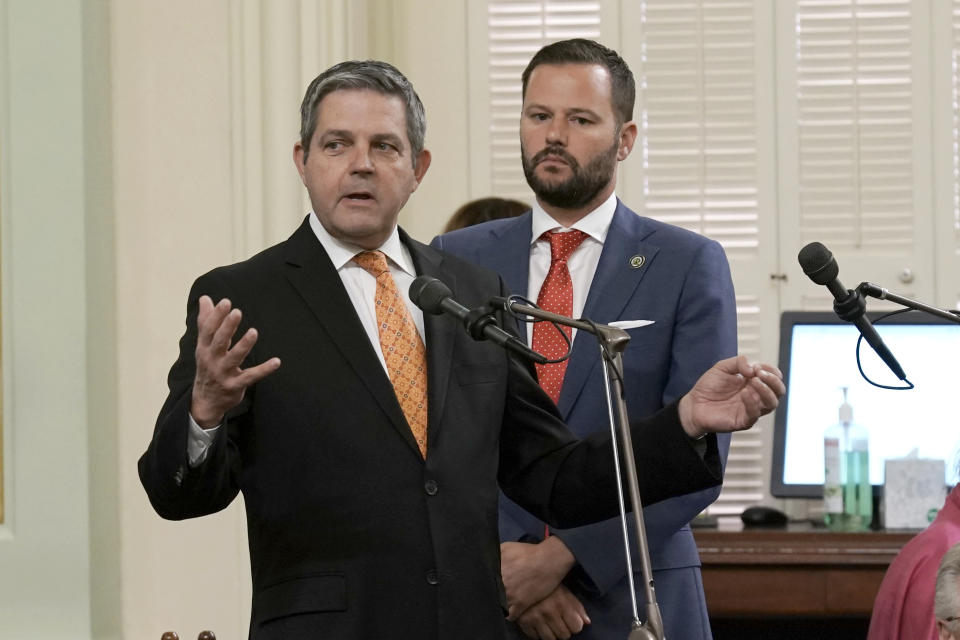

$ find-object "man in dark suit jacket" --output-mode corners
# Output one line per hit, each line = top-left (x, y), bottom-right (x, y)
(139, 60), (783, 640)
(434, 40), (736, 639)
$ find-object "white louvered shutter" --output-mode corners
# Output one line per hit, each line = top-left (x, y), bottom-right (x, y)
(934, 0), (960, 310)
(469, 1), (610, 201)
(798, 4), (913, 250)
(619, 1), (778, 516)
(953, 3), (960, 249)
(778, 0), (934, 313)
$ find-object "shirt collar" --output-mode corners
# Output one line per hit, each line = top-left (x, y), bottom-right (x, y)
(530, 191), (617, 245)
(308, 213), (416, 276)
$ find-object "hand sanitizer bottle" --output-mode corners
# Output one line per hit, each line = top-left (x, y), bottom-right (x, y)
(823, 387), (872, 531)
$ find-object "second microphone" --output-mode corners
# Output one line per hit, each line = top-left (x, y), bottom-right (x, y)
(409, 275), (548, 365)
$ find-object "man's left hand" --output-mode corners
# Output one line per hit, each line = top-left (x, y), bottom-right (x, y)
(515, 584), (591, 640)
(678, 355), (785, 439)
(501, 536), (576, 620)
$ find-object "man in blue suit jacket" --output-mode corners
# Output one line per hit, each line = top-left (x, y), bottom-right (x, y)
(433, 40), (737, 639)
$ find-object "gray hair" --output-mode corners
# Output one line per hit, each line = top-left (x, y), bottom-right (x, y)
(935, 543), (960, 627)
(298, 60), (426, 167)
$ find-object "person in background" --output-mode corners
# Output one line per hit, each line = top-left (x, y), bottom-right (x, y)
(868, 481), (960, 639)
(936, 542), (960, 639)
(443, 196), (529, 233)
(434, 38), (736, 640)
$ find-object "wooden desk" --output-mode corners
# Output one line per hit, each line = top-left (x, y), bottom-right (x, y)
(693, 525), (916, 617)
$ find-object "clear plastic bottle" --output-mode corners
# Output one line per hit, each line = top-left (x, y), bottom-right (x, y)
(823, 387), (872, 531)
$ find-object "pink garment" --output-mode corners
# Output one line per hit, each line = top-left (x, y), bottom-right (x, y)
(867, 485), (960, 640)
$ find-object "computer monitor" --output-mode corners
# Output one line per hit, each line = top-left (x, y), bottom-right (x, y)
(771, 310), (960, 498)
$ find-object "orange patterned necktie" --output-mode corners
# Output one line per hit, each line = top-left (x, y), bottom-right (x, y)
(352, 251), (429, 457)
(532, 230), (588, 404)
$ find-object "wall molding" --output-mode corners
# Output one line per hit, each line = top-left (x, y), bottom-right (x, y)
(228, 0), (369, 258)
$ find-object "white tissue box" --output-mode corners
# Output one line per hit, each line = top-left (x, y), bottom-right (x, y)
(883, 458), (947, 529)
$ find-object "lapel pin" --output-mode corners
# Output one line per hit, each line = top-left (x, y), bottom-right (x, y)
(629, 255), (646, 269)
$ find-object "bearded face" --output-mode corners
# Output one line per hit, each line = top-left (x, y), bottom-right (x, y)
(521, 136), (619, 210)
(519, 63), (631, 217)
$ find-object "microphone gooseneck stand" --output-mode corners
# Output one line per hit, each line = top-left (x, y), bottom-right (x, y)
(855, 282), (960, 325)
(495, 297), (665, 640)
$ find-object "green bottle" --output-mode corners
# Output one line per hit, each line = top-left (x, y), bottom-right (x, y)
(823, 387), (872, 531)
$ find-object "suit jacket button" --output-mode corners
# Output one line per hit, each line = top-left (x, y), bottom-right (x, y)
(424, 480), (438, 496)
(426, 570), (440, 585)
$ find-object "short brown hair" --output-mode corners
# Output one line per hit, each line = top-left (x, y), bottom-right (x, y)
(522, 39), (635, 126)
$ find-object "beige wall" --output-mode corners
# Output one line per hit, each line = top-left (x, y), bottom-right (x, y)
(0, 0), (94, 637)
(112, 2), (247, 637)
(0, 1), (473, 638)
(387, 0), (472, 241)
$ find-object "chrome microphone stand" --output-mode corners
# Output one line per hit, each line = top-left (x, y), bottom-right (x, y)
(856, 282), (960, 324)
(498, 297), (665, 640)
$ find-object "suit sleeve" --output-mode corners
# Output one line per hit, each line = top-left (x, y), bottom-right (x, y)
(551, 238), (738, 596)
(495, 344), (723, 529)
(497, 494), (533, 543)
(138, 272), (250, 520)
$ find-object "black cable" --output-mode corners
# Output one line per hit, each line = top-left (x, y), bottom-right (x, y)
(855, 308), (914, 390)
(501, 296), (627, 399)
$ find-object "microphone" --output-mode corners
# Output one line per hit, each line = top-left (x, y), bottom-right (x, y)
(409, 276), (548, 365)
(798, 242), (906, 380)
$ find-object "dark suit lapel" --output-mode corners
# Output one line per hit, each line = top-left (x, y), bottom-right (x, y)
(403, 230), (456, 451)
(281, 218), (422, 458)
(480, 213), (534, 337)
(557, 202), (660, 416)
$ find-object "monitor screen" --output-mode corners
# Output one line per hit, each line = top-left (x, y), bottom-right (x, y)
(771, 310), (960, 498)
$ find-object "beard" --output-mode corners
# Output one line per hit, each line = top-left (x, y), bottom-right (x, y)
(521, 138), (619, 209)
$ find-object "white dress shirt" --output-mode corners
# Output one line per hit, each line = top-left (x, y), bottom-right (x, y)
(187, 214), (425, 466)
(308, 213), (426, 355)
(526, 191), (618, 344)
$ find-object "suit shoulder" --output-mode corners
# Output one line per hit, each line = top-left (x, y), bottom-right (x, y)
(436, 247), (504, 286)
(637, 215), (720, 248)
(434, 215), (530, 252)
(405, 231), (504, 289)
(628, 215), (727, 268)
(191, 239), (289, 292)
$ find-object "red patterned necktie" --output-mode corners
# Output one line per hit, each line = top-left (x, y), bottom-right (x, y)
(532, 230), (588, 404)
(352, 251), (429, 457)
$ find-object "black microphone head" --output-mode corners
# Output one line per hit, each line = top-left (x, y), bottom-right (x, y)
(798, 242), (839, 285)
(409, 275), (451, 315)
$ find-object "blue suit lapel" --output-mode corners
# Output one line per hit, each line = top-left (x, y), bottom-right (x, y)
(556, 201), (660, 417)
(480, 213), (534, 337)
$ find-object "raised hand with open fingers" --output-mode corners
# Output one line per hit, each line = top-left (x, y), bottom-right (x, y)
(190, 295), (281, 428)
